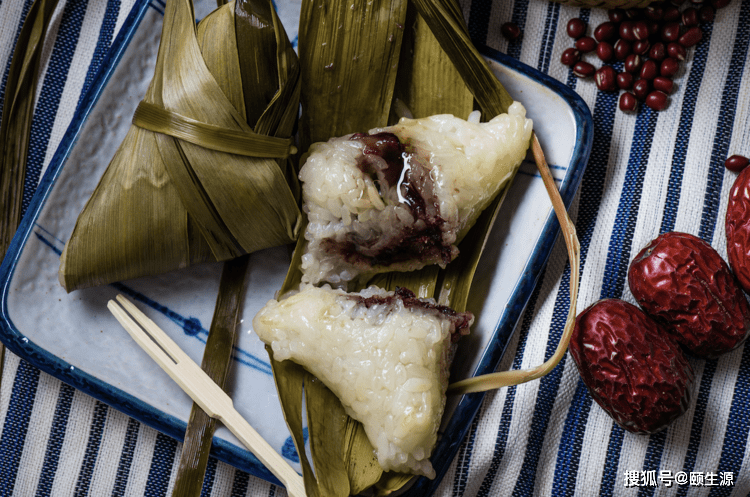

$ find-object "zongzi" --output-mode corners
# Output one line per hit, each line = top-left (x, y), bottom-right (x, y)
(253, 284), (472, 478)
(58, 0), (301, 292)
(299, 103), (533, 286)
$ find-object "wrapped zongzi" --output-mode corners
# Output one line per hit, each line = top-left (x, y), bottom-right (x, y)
(58, 0), (301, 292)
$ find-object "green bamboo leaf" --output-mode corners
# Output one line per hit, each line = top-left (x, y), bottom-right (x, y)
(0, 0), (60, 400)
(409, 0), (513, 118)
(268, 1), (552, 495)
(343, 419), (384, 495)
(392, 6), (474, 121)
(304, 376), (353, 496)
(268, 348), (319, 496)
(132, 101), (295, 158)
(374, 472), (415, 496)
(173, 254), (250, 496)
(298, 0), (409, 146)
(0, 0), (60, 255)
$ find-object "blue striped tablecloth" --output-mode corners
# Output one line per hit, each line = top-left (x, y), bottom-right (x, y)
(2, 0), (750, 495)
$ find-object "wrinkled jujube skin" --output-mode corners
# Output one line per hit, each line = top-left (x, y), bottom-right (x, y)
(629, 231), (750, 358)
(726, 166), (750, 293)
(570, 299), (694, 434)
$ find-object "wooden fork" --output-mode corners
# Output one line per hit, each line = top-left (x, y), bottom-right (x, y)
(107, 294), (306, 497)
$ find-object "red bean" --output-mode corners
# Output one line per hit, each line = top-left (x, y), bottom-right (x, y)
(625, 54), (642, 73)
(640, 59), (659, 80)
(633, 21), (650, 40)
(567, 18), (586, 39)
(682, 7), (700, 26)
(620, 92), (638, 111)
(617, 71), (634, 90)
(596, 65), (618, 91)
(576, 36), (597, 52)
(646, 90), (669, 110)
(699, 5), (716, 21)
(633, 79), (651, 100)
(653, 76), (675, 94)
(573, 61), (596, 78)
(633, 39), (651, 56)
(712, 0), (730, 8)
(668, 42), (687, 60)
(663, 5), (681, 21)
(621, 21), (637, 41)
(615, 39), (632, 60)
(609, 8), (626, 22)
(725, 154), (750, 173)
(501, 22), (522, 41)
(595, 21), (619, 42)
(680, 26), (703, 47)
(560, 47), (580, 66)
(650, 42), (667, 61)
(661, 57), (680, 77)
(661, 22), (681, 43)
(650, 20), (662, 36)
(597, 42), (615, 62)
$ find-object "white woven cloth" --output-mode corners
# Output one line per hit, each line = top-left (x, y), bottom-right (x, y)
(1, 0), (750, 495)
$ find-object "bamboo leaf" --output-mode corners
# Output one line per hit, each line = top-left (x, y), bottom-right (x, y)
(298, 0), (409, 146)
(343, 419), (384, 494)
(173, 254), (250, 495)
(0, 0), (60, 402)
(304, 377), (353, 496)
(132, 101), (295, 158)
(392, 5), (474, 121)
(268, 348), (319, 496)
(409, 0), (513, 118)
(0, 0), (60, 255)
(447, 134), (581, 394)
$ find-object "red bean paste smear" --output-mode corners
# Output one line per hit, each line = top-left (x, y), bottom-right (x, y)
(320, 132), (456, 270)
(350, 287), (473, 342)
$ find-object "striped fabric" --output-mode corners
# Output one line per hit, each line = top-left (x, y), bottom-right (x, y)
(1, 0), (750, 495)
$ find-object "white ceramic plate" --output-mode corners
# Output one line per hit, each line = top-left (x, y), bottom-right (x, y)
(0, 1), (592, 494)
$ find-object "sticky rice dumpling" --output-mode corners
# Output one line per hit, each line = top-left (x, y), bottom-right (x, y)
(298, 102), (532, 286)
(57, 0), (301, 292)
(252, 284), (473, 478)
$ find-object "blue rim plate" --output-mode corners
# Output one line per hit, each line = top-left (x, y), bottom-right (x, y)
(0, 1), (593, 493)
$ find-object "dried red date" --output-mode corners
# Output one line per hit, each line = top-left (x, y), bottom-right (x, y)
(629, 232), (750, 357)
(570, 299), (694, 434)
(726, 167), (750, 292)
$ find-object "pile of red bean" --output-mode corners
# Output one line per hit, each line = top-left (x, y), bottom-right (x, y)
(561, 0), (731, 112)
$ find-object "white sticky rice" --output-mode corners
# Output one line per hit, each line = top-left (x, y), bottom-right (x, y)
(252, 285), (466, 478)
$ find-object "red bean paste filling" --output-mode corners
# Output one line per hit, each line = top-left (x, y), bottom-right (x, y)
(320, 132), (454, 269)
(350, 287), (472, 342)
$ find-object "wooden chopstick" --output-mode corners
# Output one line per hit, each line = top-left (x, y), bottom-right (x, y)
(107, 294), (307, 497)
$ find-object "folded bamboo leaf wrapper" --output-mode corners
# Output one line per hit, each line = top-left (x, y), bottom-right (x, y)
(58, 0), (301, 292)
